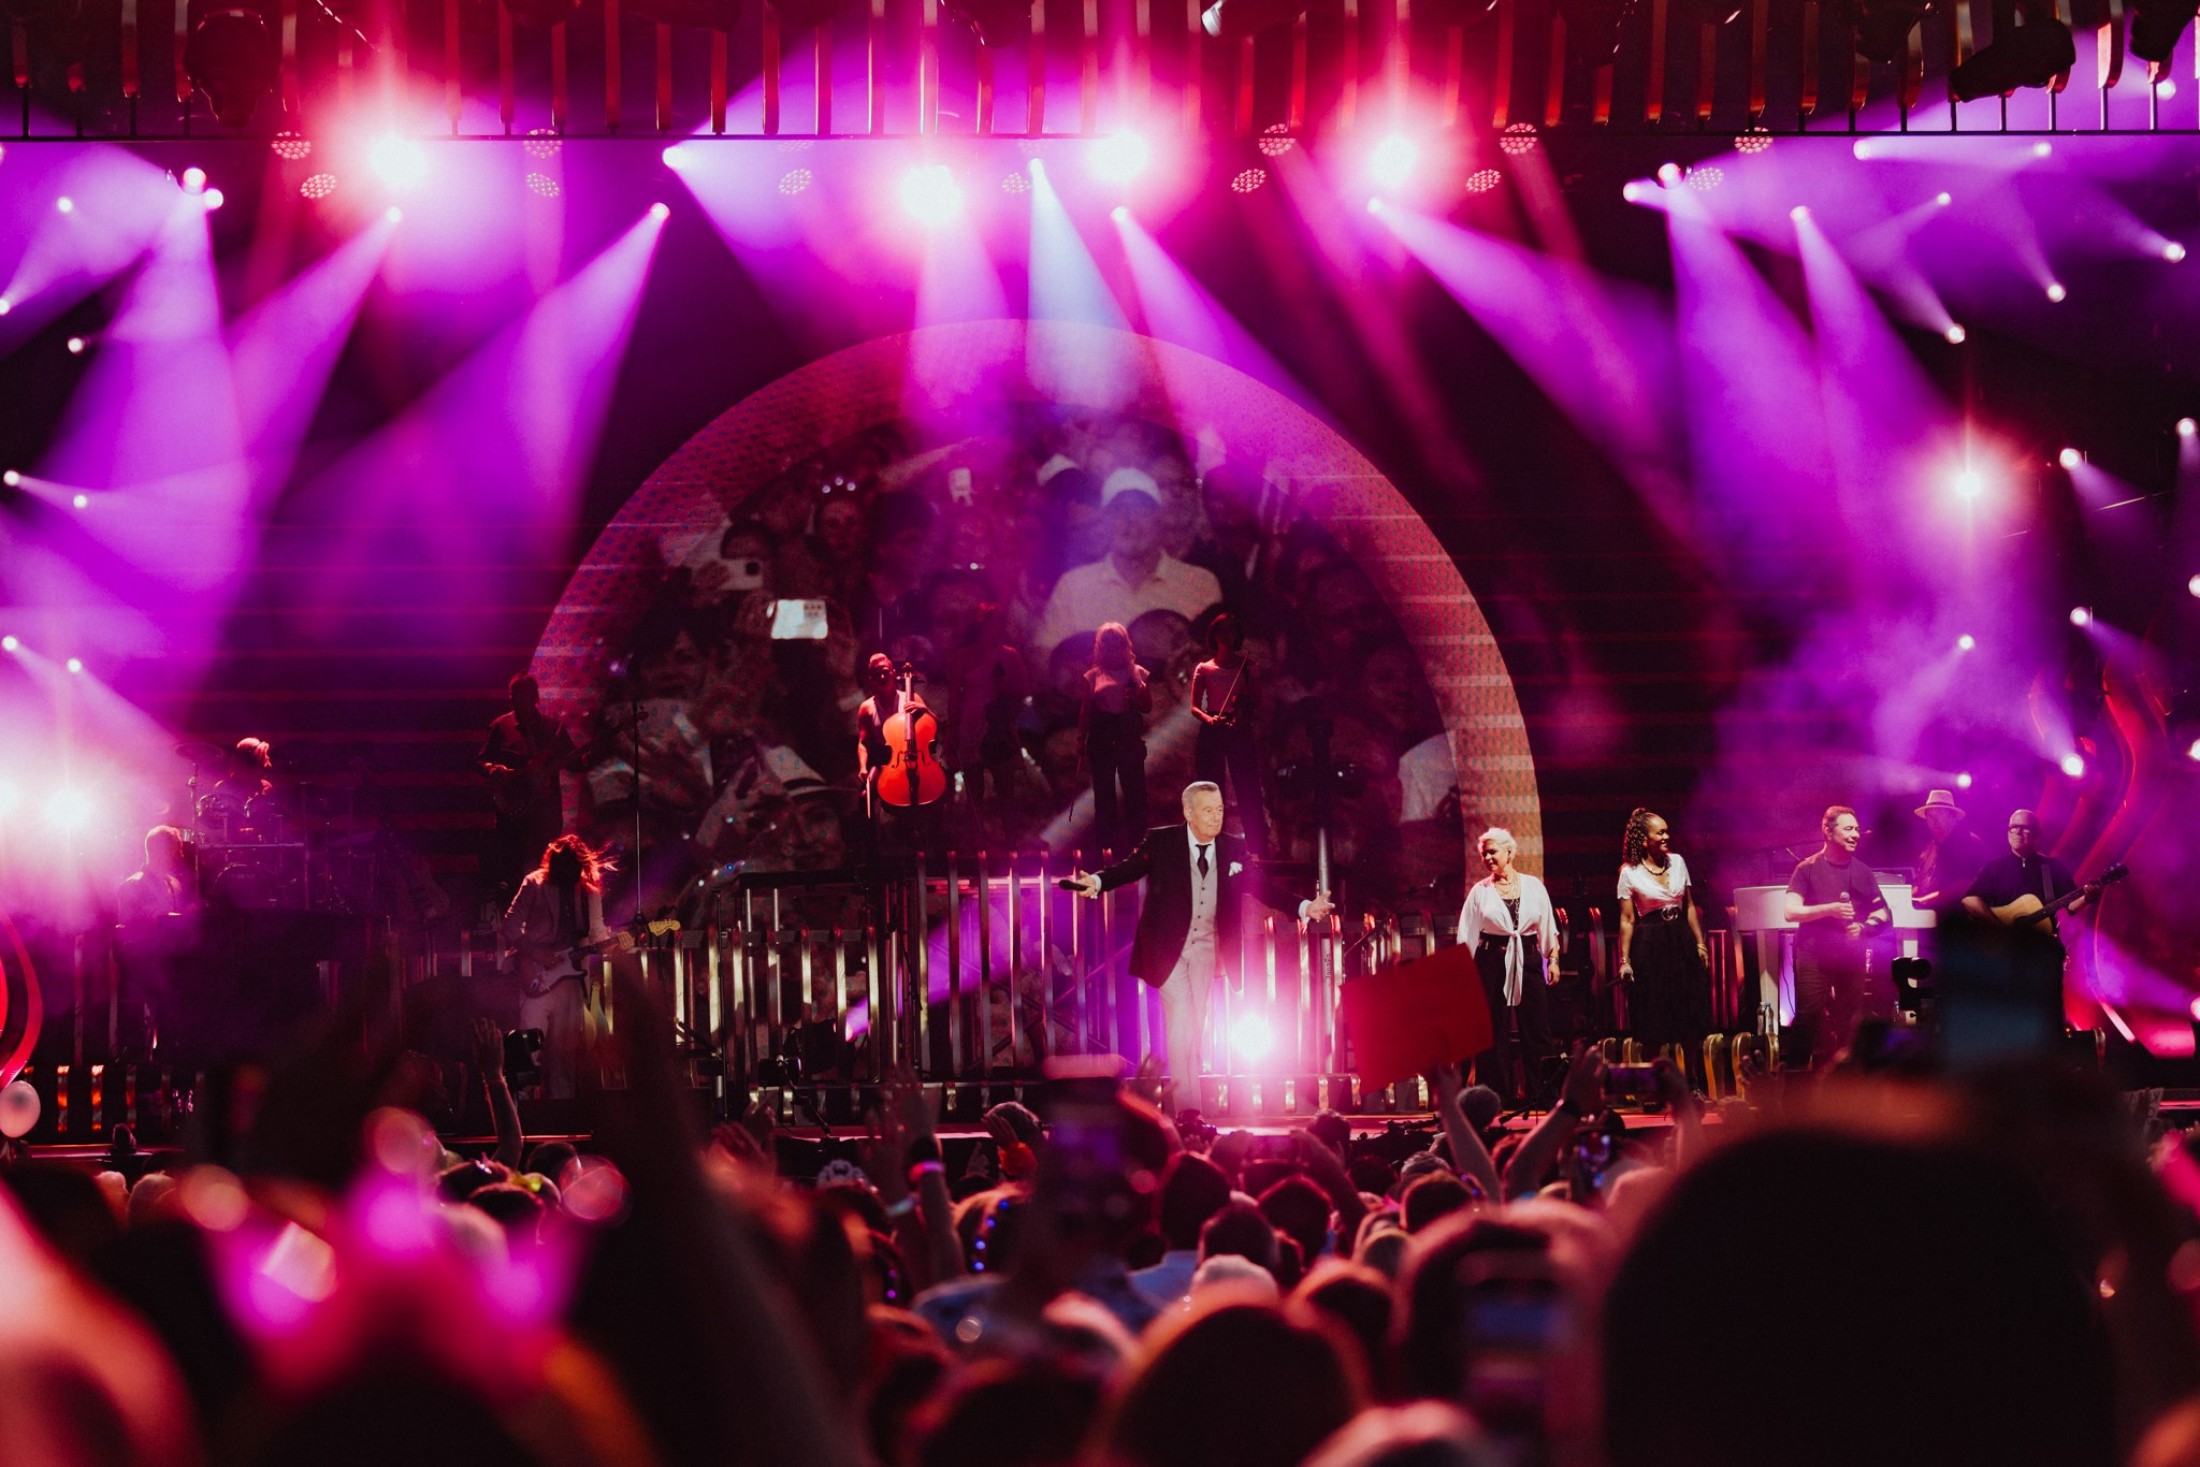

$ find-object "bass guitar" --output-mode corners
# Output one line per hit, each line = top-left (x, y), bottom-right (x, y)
(521, 914), (680, 999)
(1987, 863), (2127, 930)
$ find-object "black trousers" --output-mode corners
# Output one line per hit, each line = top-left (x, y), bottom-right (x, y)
(1473, 937), (1553, 1104)
(1086, 714), (1148, 859)
(1791, 941), (1891, 1069)
(1194, 722), (1267, 857)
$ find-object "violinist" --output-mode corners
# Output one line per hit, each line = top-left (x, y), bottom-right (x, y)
(1189, 613), (1265, 857)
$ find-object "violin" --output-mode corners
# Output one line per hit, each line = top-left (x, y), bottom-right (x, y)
(874, 664), (948, 810)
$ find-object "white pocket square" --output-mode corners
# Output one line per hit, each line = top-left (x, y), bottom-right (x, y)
(1228, 862), (1244, 877)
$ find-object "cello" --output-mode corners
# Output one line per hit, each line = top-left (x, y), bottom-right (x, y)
(873, 663), (948, 811)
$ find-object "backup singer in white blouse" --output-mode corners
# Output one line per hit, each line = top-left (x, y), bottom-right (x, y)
(1456, 827), (1559, 1106)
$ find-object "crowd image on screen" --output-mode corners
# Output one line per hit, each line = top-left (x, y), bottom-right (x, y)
(11, 1026), (2200, 1467)
(559, 408), (1467, 924)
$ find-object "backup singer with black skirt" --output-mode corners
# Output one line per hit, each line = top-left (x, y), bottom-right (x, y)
(1616, 808), (1714, 1074)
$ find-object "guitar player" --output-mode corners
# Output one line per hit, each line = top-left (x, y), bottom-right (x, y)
(479, 672), (579, 898)
(501, 835), (634, 1099)
(1958, 808), (2101, 1041)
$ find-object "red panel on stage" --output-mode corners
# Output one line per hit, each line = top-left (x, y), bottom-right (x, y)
(1340, 945), (1493, 1091)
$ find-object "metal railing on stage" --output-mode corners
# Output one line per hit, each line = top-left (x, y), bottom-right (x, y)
(9, 868), (1783, 1141)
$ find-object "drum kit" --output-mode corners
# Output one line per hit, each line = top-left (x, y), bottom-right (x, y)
(175, 740), (381, 913)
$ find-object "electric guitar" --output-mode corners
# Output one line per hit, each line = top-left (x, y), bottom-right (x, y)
(521, 914), (680, 998)
(1987, 863), (2127, 930)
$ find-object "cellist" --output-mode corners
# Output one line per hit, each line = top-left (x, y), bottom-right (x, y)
(854, 652), (905, 803)
(855, 652), (947, 853)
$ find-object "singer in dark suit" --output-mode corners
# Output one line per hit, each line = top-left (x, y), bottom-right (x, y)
(1070, 781), (1333, 1095)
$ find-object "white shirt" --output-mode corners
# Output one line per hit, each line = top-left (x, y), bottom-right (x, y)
(1033, 553), (1225, 657)
(1457, 872), (1559, 1007)
(1618, 855), (1691, 916)
(1186, 826), (1220, 948)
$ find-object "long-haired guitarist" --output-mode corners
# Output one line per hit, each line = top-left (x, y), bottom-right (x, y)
(501, 834), (630, 1099)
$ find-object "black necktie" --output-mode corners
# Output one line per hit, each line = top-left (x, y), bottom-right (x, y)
(1198, 844), (1211, 879)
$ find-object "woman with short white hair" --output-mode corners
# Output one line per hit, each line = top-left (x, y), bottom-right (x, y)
(1456, 826), (1559, 1107)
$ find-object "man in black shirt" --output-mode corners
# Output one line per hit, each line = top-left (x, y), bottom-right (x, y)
(1783, 805), (1891, 1069)
(1960, 809), (2096, 1036)
(1912, 788), (1990, 914)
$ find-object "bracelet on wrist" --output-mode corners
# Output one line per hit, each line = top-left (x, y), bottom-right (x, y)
(907, 1160), (946, 1190)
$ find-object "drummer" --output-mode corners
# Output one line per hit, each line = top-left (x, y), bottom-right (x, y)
(197, 737), (276, 837)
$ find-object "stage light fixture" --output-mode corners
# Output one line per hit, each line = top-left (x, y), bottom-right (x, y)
(2059, 447), (2082, 469)
(2033, 140), (2053, 156)
(56, 196), (73, 213)
(2189, 573), (2200, 595)
(2182, 418), (2198, 438)
(1945, 324), (1967, 343)
(273, 132), (311, 160)
(181, 166), (207, 193)
(1466, 168), (1502, 194)
(2069, 606), (2092, 626)
(2167, 242), (2189, 262)
(1259, 124), (1296, 157)
(1000, 171), (1030, 195)
(778, 168), (813, 195)
(202, 187), (225, 211)
(1201, 0), (1306, 39)
(1111, 204), (1130, 221)
(523, 128), (562, 159)
(0, 636), (16, 652)
(900, 165), (963, 226)
(525, 172), (560, 198)
(1936, 191), (1953, 205)
(1500, 123), (1540, 155)
(1956, 772), (1974, 788)
(1954, 467), (1984, 499)
(186, 7), (279, 127)
(940, 0), (1035, 45)
(1790, 204), (1810, 221)
(45, 787), (93, 832)
(2, 471), (19, 487)
(1957, 633), (1976, 650)
(64, 657), (82, 674)
(662, 144), (690, 170)
(71, 493), (88, 509)
(2047, 282), (2066, 301)
(368, 136), (429, 190)
(1230, 167), (1269, 194)
(2189, 738), (2200, 762)
(1089, 132), (1153, 185)
(1947, 14), (2075, 100)
(1657, 161), (1683, 187)
(2131, 0), (2198, 65)
(300, 172), (338, 200)
(1854, 140), (1875, 159)
(0, 298), (10, 314)
(1735, 127), (1774, 153)
(650, 201), (671, 220)
(2060, 752), (2086, 777)
(385, 205), (403, 222)
(1231, 1012), (1274, 1061)
(66, 336), (84, 354)
(1370, 134), (1420, 191)
(1688, 166), (1725, 191)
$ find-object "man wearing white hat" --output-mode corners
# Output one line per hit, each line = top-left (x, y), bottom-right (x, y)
(1033, 467), (1225, 658)
(1911, 788), (1989, 914)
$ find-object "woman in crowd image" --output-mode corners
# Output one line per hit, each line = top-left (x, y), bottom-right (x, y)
(1081, 621), (1154, 856)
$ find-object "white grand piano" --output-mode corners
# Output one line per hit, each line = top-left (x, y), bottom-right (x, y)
(1732, 881), (1935, 1029)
